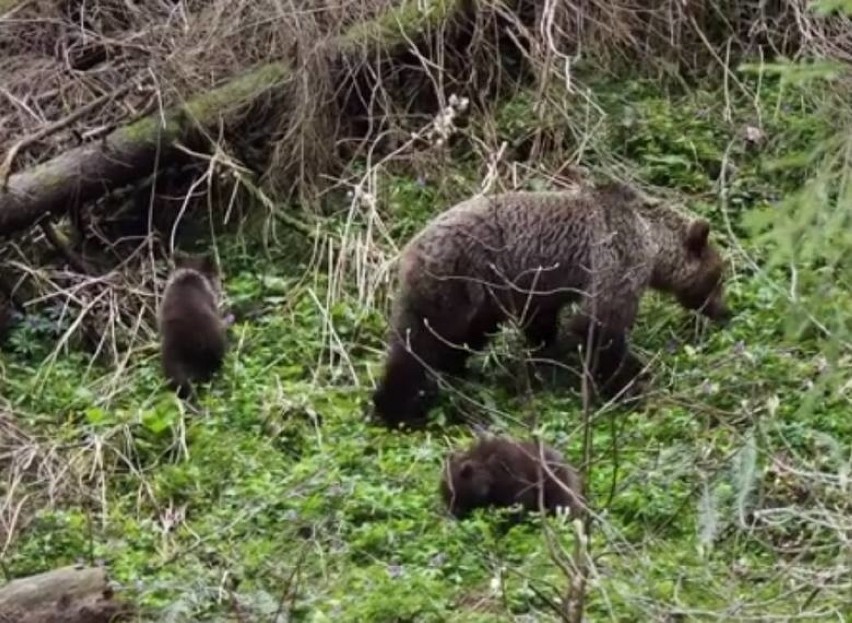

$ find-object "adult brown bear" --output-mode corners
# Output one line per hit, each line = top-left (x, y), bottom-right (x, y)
(373, 182), (730, 428)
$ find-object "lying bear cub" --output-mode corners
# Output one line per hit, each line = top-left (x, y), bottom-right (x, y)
(440, 436), (584, 520)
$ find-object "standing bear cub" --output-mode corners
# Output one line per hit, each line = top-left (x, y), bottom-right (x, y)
(159, 252), (227, 398)
(373, 181), (730, 428)
(440, 436), (584, 520)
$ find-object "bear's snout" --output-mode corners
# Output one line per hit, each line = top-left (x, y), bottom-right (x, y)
(701, 296), (731, 325)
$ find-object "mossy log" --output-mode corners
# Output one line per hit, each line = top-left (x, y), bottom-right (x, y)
(0, 62), (290, 237)
(0, 0), (465, 238)
(0, 565), (131, 622)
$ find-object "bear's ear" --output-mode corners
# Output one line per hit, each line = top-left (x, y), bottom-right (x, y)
(686, 219), (711, 254)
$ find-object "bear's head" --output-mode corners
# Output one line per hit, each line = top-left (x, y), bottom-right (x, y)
(440, 452), (494, 518)
(173, 251), (222, 296)
(658, 219), (730, 323)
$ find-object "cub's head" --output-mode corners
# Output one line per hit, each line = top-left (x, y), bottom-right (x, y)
(440, 452), (493, 518)
(660, 219), (730, 323)
(173, 251), (221, 294)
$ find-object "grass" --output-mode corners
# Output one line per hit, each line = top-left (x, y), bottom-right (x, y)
(1, 73), (850, 621)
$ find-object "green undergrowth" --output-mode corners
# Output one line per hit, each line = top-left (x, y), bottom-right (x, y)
(1, 71), (850, 621)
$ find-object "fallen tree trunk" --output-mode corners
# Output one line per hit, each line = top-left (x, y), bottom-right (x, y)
(0, 0), (466, 238)
(0, 62), (290, 237)
(0, 565), (132, 622)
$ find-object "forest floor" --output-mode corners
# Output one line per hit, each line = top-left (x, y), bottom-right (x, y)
(1, 73), (850, 621)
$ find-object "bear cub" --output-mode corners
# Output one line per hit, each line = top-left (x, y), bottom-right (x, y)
(158, 251), (227, 398)
(440, 436), (584, 520)
(373, 181), (730, 428)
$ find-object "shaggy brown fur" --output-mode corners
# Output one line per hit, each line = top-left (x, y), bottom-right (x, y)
(440, 436), (584, 519)
(158, 252), (226, 398)
(373, 181), (729, 427)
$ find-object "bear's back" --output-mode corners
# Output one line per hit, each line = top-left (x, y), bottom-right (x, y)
(427, 189), (592, 228)
(160, 271), (219, 324)
(403, 189), (638, 288)
(159, 271), (225, 358)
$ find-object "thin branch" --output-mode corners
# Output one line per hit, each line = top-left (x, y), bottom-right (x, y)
(1, 81), (140, 190)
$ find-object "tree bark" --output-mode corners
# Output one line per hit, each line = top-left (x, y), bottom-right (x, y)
(0, 565), (131, 622)
(0, 0), (465, 238)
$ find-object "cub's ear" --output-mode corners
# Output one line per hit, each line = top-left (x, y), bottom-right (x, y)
(458, 461), (475, 480)
(686, 219), (711, 254)
(172, 250), (190, 268)
(472, 423), (490, 441)
(199, 252), (219, 275)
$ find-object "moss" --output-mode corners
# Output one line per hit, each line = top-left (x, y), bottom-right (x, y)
(182, 62), (290, 122)
(114, 62), (291, 146)
(338, 0), (459, 51)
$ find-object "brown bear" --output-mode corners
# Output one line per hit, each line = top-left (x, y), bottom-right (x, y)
(440, 436), (584, 519)
(372, 181), (729, 428)
(158, 251), (227, 398)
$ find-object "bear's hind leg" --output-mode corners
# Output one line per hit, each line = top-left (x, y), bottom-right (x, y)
(373, 318), (473, 428)
(374, 307), (502, 428)
(373, 337), (434, 429)
(163, 356), (194, 399)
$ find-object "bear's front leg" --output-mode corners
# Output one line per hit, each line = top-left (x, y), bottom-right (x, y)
(521, 302), (562, 351)
(565, 314), (644, 399)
